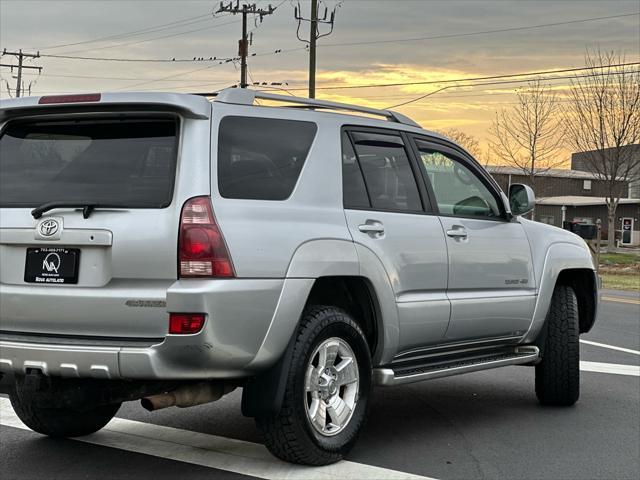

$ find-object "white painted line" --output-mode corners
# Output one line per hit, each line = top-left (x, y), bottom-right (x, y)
(601, 296), (640, 305)
(0, 397), (435, 480)
(580, 361), (640, 377)
(580, 339), (640, 356)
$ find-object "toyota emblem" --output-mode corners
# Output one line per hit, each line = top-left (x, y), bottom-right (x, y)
(38, 219), (60, 237)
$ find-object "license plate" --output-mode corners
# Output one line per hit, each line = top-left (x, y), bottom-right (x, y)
(24, 247), (80, 284)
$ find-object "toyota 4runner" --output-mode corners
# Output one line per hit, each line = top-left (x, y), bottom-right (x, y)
(0, 89), (598, 465)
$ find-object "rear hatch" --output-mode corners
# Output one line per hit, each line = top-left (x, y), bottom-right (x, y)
(0, 96), (212, 339)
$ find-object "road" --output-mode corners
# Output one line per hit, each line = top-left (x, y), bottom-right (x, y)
(1, 290), (638, 480)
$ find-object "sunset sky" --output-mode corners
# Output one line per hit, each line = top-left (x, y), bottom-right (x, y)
(1, 0), (639, 163)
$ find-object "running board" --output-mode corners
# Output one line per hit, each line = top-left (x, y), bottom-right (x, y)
(373, 346), (540, 386)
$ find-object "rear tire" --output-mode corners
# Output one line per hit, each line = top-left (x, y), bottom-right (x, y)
(535, 285), (580, 406)
(9, 377), (121, 437)
(256, 305), (372, 465)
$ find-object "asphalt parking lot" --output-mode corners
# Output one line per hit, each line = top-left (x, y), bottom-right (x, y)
(1, 290), (638, 480)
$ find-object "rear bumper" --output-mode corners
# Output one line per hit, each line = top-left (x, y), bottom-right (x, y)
(0, 335), (257, 380)
(0, 278), (312, 380)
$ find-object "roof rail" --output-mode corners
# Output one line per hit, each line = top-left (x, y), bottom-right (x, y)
(210, 88), (421, 128)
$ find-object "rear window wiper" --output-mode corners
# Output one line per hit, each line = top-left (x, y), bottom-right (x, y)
(32, 201), (102, 219)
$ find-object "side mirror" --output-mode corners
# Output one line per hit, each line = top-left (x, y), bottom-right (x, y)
(509, 184), (535, 216)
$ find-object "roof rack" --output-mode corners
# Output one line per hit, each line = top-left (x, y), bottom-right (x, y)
(204, 88), (421, 128)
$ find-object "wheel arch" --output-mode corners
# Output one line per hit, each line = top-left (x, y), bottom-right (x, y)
(303, 276), (382, 360)
(523, 242), (599, 343)
(241, 275), (382, 419)
(242, 237), (396, 418)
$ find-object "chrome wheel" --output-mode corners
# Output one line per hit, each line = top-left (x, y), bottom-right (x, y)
(304, 337), (359, 436)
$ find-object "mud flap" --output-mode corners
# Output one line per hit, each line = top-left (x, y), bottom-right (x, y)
(241, 333), (296, 418)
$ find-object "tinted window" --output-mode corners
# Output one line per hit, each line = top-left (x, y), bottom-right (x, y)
(415, 140), (501, 218)
(218, 116), (317, 200)
(0, 118), (178, 208)
(351, 131), (422, 212)
(342, 132), (370, 208)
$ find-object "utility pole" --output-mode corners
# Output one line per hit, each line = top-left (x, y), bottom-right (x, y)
(217, 2), (275, 88)
(0, 49), (42, 97)
(309, 0), (318, 99)
(294, 0), (337, 98)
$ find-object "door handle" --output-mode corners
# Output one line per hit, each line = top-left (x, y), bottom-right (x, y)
(358, 221), (385, 234)
(446, 227), (468, 239)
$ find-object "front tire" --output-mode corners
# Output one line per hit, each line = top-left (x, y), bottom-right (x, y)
(256, 306), (372, 465)
(535, 284), (580, 406)
(9, 377), (121, 437)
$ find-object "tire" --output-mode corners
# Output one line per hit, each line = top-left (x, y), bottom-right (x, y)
(9, 377), (121, 438)
(256, 305), (372, 465)
(535, 284), (580, 406)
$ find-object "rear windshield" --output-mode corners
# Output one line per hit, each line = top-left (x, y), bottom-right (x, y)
(0, 117), (178, 208)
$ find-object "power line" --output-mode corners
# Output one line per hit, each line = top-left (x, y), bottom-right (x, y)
(54, 18), (239, 56)
(319, 12), (640, 48)
(0, 70), (190, 82)
(287, 62), (640, 91)
(15, 10), (639, 65)
(2, 47), (301, 82)
(30, 9), (636, 60)
(38, 53), (236, 63)
(113, 61), (237, 91)
(36, 44), (304, 63)
(124, 80), (236, 93)
(145, 71), (630, 101)
(34, 13), (216, 50)
(385, 69), (640, 109)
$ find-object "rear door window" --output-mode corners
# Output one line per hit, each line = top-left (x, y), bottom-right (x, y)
(350, 131), (422, 213)
(217, 116), (317, 200)
(0, 117), (178, 208)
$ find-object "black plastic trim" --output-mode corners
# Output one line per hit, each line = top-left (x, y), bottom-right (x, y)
(0, 330), (164, 348)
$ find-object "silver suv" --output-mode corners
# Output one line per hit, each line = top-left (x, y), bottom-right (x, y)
(0, 89), (598, 465)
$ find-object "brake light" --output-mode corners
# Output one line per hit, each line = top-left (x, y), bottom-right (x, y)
(169, 313), (206, 334)
(178, 196), (235, 278)
(38, 93), (101, 104)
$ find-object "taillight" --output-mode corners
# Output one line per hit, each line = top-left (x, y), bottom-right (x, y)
(169, 313), (206, 334)
(178, 196), (235, 278)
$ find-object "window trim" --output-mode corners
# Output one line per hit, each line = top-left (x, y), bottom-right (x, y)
(408, 134), (509, 222)
(341, 130), (373, 209)
(340, 125), (433, 215)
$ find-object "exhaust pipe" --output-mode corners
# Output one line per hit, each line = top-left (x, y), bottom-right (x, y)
(141, 382), (235, 411)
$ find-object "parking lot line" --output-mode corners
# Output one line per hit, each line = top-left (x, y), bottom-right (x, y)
(580, 361), (640, 376)
(0, 397), (435, 480)
(580, 339), (640, 355)
(601, 296), (640, 305)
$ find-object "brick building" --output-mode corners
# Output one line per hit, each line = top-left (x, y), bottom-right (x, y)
(486, 165), (640, 246)
(485, 166), (624, 198)
(571, 144), (640, 199)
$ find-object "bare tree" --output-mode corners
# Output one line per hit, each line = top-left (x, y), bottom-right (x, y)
(565, 49), (640, 252)
(488, 79), (566, 207)
(436, 128), (482, 159)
